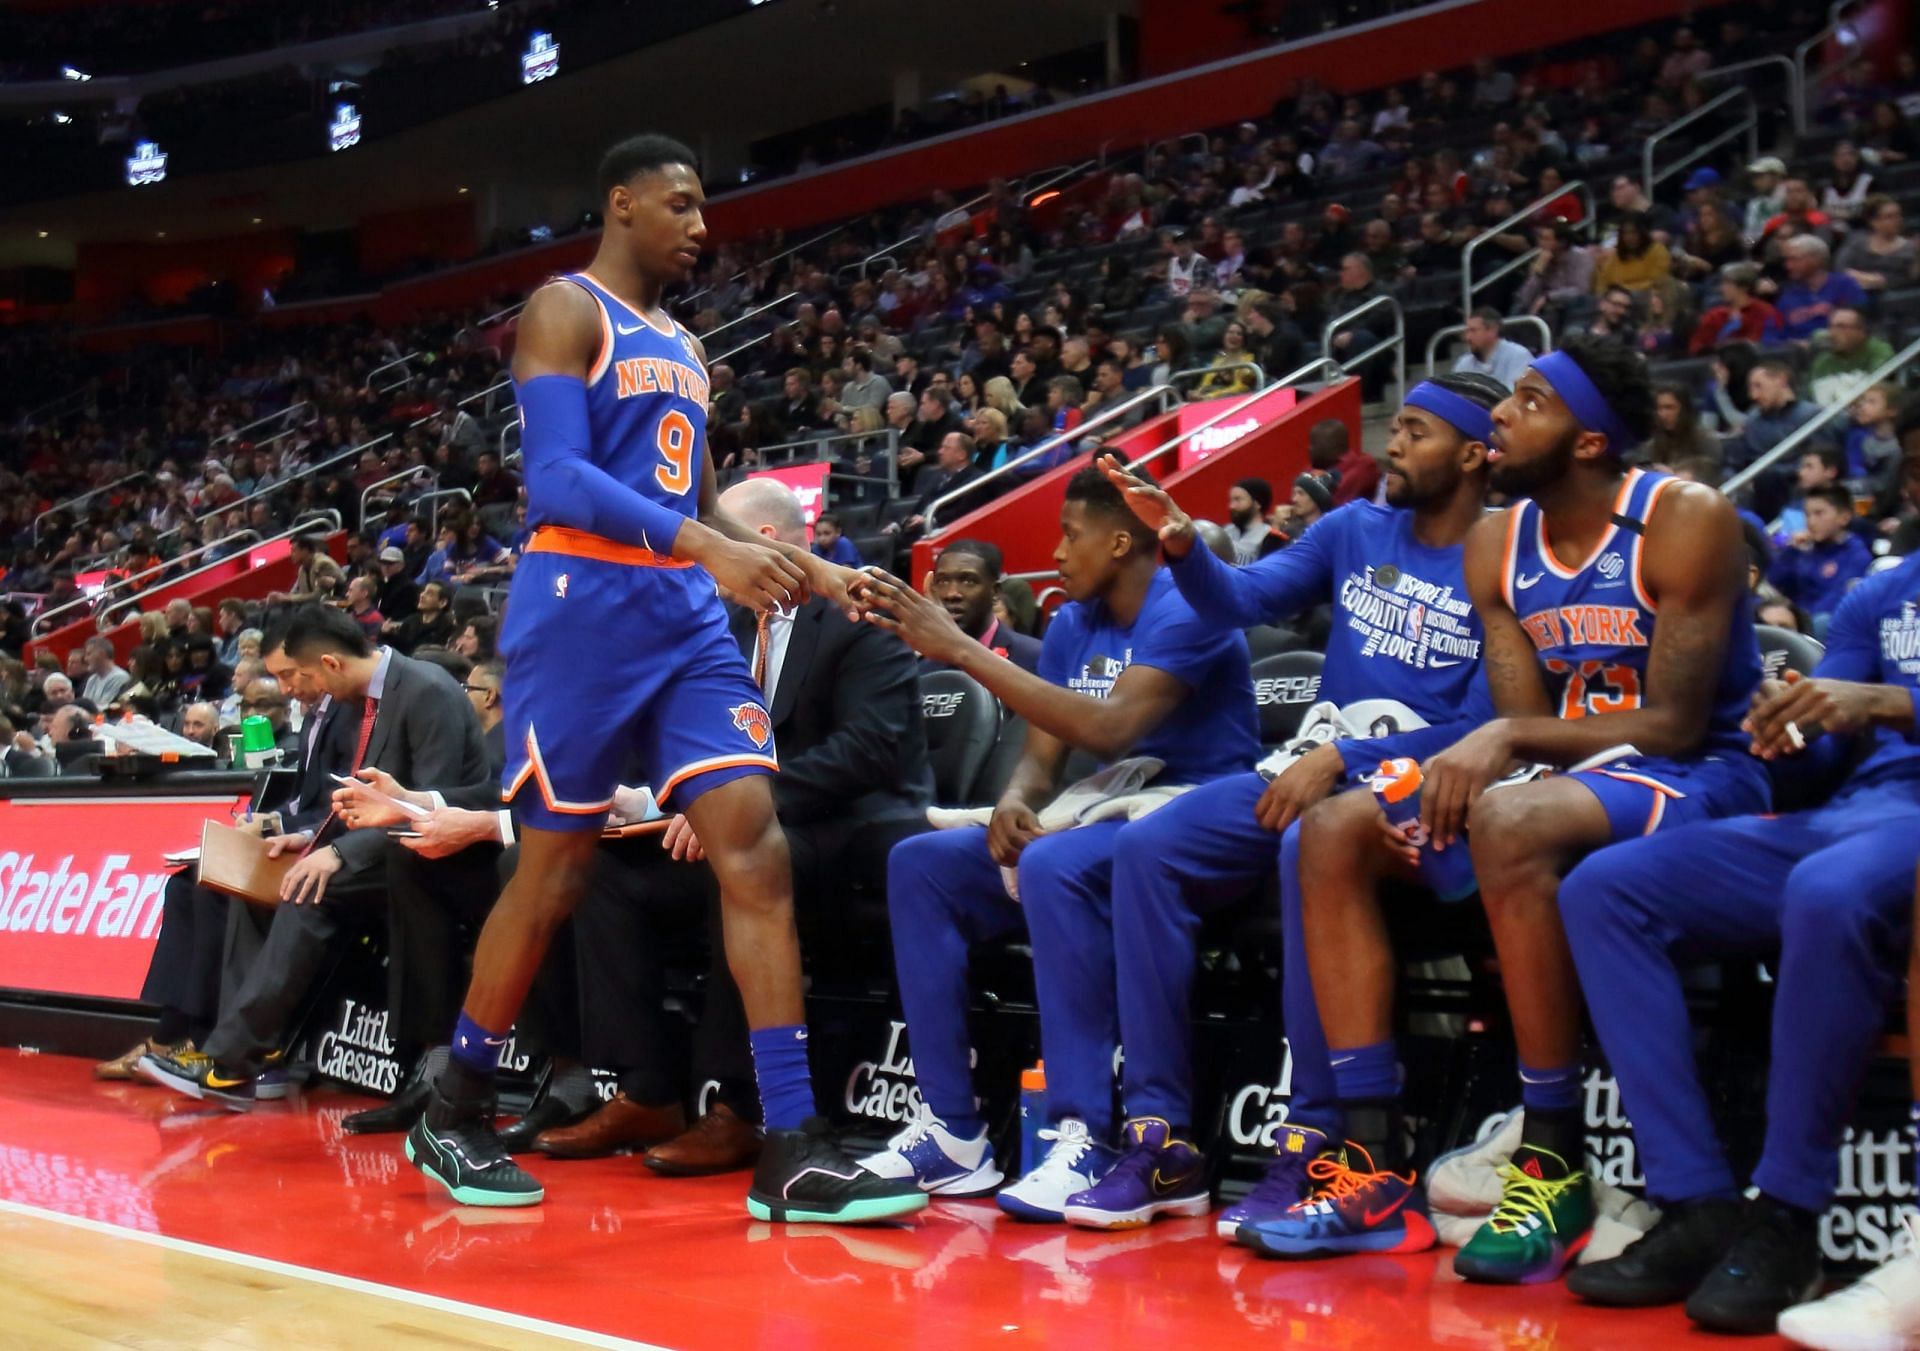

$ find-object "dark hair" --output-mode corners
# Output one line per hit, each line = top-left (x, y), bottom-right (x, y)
(1556, 335), (1655, 445)
(938, 537), (1005, 578)
(1469, 306), (1504, 328)
(1896, 397), (1920, 454)
(290, 533), (324, 554)
(1615, 211), (1652, 258)
(462, 614), (499, 661)
(1063, 465), (1157, 554)
(1802, 445), (1846, 477)
(1234, 477), (1275, 512)
(472, 657), (507, 686)
(264, 604), (372, 662)
(1740, 517), (1772, 574)
(421, 580), (452, 606)
(218, 597), (248, 619)
(412, 647), (472, 682)
(1428, 370), (1508, 409)
(598, 133), (699, 196)
(848, 349), (872, 374)
(1805, 484), (1853, 515)
(815, 510), (842, 530)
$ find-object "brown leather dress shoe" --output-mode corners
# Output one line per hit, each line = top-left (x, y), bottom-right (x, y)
(96, 1038), (173, 1081)
(533, 1093), (686, 1160)
(643, 1103), (764, 1177)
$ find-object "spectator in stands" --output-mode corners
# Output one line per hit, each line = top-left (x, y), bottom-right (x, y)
(1836, 195), (1918, 291)
(1689, 263), (1784, 355)
(1677, 200), (1749, 280)
(234, 677), (298, 758)
(840, 349), (892, 411)
(1810, 307), (1895, 409)
(1326, 255), (1395, 397)
(1605, 175), (1676, 240)
(897, 434), (990, 536)
(376, 547), (420, 624)
(215, 598), (248, 667)
(810, 511), (862, 567)
(1453, 307), (1532, 388)
(1770, 446), (1847, 540)
(1046, 378), (1087, 436)
(1471, 56), (1515, 108)
(773, 368), (823, 442)
(1648, 383), (1724, 470)
(1162, 230), (1216, 300)
(1283, 471), (1337, 541)
(918, 538), (1042, 675)
(179, 701), (219, 749)
(1593, 213), (1673, 294)
(1225, 479), (1275, 563)
(1727, 356), (1833, 519)
(470, 451), (520, 510)
(1514, 221), (1598, 321)
(343, 575), (384, 642)
(1776, 235), (1868, 342)
(1578, 286), (1639, 348)
(164, 598), (192, 638)
(1768, 484), (1872, 633)
(386, 579), (455, 654)
(80, 636), (130, 708)
(1742, 156), (1788, 242)
(1195, 323), (1258, 397)
(453, 616), (497, 664)
(1319, 119), (1386, 179)
(1244, 301), (1306, 382)
(1846, 383), (1904, 503)
(283, 535), (344, 604)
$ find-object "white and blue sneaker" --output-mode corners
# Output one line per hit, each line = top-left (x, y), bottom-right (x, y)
(856, 1104), (1004, 1198)
(997, 1118), (1118, 1223)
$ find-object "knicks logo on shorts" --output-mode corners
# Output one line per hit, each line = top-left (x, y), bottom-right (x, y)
(730, 703), (772, 749)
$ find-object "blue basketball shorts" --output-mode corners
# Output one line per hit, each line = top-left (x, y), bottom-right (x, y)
(499, 529), (777, 832)
(1568, 749), (1771, 843)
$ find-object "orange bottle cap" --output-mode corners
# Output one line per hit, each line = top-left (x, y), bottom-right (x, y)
(1020, 1061), (1046, 1091)
(1372, 757), (1423, 805)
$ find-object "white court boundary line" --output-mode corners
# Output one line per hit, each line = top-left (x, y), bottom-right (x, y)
(0, 1197), (669, 1351)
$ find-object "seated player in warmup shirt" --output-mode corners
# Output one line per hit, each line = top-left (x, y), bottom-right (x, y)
(1072, 375), (1502, 1233)
(403, 133), (921, 1226)
(1561, 520), (1920, 1334)
(1274, 337), (1769, 1282)
(916, 537), (1043, 676)
(853, 468), (1258, 1219)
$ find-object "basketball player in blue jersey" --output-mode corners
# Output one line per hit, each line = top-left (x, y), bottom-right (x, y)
(1275, 337), (1768, 1282)
(1059, 375), (1501, 1234)
(1560, 441), (1920, 1334)
(850, 469), (1257, 1222)
(404, 134), (923, 1226)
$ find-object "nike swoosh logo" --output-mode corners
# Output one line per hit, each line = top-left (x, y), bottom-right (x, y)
(1429, 658), (1461, 668)
(1149, 1170), (1189, 1196)
(1330, 1055), (1355, 1067)
(615, 322), (644, 336)
(1362, 1195), (1408, 1226)
(1515, 572), (1545, 590)
(205, 1073), (249, 1089)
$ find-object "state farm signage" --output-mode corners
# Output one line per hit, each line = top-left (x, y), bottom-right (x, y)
(1175, 386), (1298, 471)
(0, 795), (245, 1000)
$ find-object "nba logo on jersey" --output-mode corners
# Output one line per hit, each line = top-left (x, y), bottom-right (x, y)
(731, 703), (772, 749)
(554, 573), (570, 599)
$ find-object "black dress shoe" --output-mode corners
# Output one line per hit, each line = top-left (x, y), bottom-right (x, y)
(342, 1078), (431, 1135)
(497, 1095), (589, 1154)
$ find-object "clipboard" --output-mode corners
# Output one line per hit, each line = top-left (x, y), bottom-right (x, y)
(197, 820), (296, 905)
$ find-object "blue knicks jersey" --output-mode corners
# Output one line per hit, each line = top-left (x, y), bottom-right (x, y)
(526, 270), (711, 540)
(1500, 468), (1759, 752)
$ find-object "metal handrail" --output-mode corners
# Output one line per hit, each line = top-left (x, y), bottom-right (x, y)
(500, 419), (522, 466)
(1461, 179), (1595, 319)
(1720, 336), (1920, 498)
(75, 511), (342, 636)
(32, 470), (152, 544)
(367, 354), (419, 395)
(840, 162), (1092, 284)
(1795, 0), (1863, 136)
(1642, 86), (1758, 200)
(29, 528), (261, 636)
(1424, 314), (1554, 379)
(708, 331), (774, 369)
(156, 437), (382, 549)
(1699, 55), (1804, 135)
(751, 429), (903, 480)
(1166, 359), (1266, 393)
(922, 384), (1177, 532)
(402, 489), (475, 544)
(1125, 375), (1318, 479)
(703, 292), (798, 342)
(1321, 293), (1407, 400)
(211, 399), (314, 451)
(359, 468), (439, 530)
(455, 376), (515, 421)
(678, 223), (849, 311)
(1151, 133), (1209, 161)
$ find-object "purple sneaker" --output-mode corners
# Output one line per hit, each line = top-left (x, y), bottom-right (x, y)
(1218, 1123), (1329, 1242)
(1061, 1117), (1210, 1231)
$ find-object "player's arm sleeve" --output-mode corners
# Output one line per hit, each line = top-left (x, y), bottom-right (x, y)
(1166, 511), (1337, 629)
(1333, 676), (1498, 776)
(771, 621), (925, 825)
(517, 374), (692, 555)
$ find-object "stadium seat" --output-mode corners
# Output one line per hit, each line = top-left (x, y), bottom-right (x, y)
(1755, 623), (1824, 682)
(1249, 650), (1326, 746)
(919, 670), (1001, 807)
(973, 711), (1029, 806)
(1245, 622), (1312, 660)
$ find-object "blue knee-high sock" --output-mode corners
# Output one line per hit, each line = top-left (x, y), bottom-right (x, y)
(750, 1025), (815, 1132)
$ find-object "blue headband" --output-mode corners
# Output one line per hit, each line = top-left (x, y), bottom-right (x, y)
(1404, 381), (1493, 444)
(1533, 349), (1636, 457)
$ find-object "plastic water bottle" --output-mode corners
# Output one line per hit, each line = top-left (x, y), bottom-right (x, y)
(1019, 1061), (1047, 1173)
(1370, 757), (1478, 902)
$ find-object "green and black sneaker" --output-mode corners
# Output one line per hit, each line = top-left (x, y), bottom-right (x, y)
(1453, 1147), (1595, 1285)
(405, 1086), (544, 1208)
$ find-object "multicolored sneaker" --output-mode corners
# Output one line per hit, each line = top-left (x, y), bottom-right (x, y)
(1453, 1148), (1595, 1285)
(1217, 1123), (1328, 1242)
(1237, 1141), (1436, 1259)
(254, 1049), (292, 1102)
(137, 1046), (256, 1111)
(1062, 1117), (1209, 1230)
(855, 1104), (1004, 1198)
(997, 1118), (1118, 1223)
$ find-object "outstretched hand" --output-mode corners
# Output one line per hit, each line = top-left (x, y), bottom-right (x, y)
(859, 569), (973, 666)
(1097, 454), (1195, 556)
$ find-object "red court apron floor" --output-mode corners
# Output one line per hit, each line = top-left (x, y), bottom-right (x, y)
(0, 1050), (1773, 1348)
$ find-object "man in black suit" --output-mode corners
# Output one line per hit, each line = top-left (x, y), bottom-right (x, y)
(532, 478), (933, 1173)
(918, 537), (1043, 675)
(902, 433), (993, 535)
(141, 605), (488, 1109)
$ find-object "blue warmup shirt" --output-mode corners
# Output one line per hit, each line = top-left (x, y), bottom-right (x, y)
(1168, 501), (1490, 772)
(1799, 549), (1920, 798)
(1039, 568), (1258, 785)
(1768, 532), (1874, 622)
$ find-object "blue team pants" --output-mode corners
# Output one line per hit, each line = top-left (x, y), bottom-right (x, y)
(1109, 773), (1339, 1134)
(1559, 792), (1920, 1213)
(886, 822), (1125, 1139)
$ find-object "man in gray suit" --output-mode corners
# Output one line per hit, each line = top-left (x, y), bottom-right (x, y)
(140, 605), (487, 1109)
